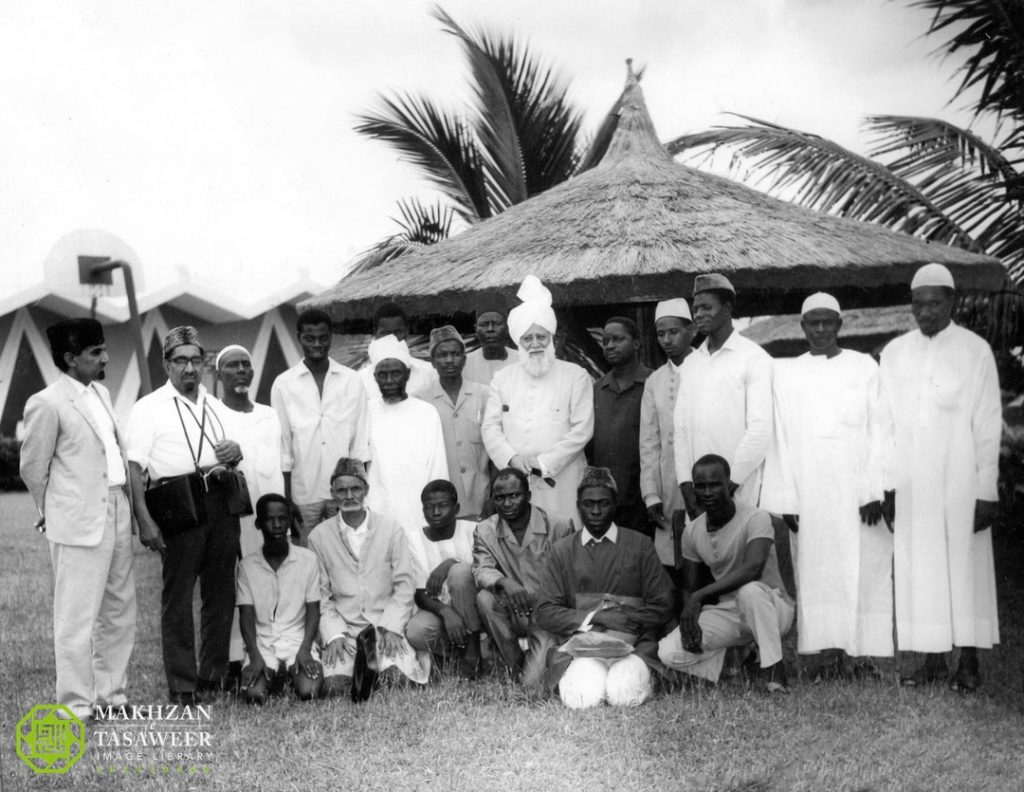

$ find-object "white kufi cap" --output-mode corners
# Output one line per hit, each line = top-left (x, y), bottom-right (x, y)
(368, 334), (412, 369)
(507, 274), (557, 342)
(911, 263), (955, 290)
(655, 298), (692, 322)
(800, 292), (841, 316)
(215, 344), (251, 369)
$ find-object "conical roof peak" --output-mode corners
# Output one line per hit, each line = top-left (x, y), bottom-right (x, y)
(601, 60), (673, 166)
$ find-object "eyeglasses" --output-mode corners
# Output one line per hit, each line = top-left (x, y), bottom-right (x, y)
(169, 356), (204, 369)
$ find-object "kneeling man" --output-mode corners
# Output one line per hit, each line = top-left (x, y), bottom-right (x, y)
(310, 458), (430, 694)
(659, 455), (795, 691)
(405, 480), (483, 677)
(237, 494), (322, 703)
(536, 467), (673, 709)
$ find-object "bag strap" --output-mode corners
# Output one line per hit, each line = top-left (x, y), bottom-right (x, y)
(173, 398), (207, 476)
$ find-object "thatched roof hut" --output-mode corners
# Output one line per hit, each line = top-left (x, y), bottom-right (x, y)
(742, 305), (916, 358)
(306, 63), (1004, 324)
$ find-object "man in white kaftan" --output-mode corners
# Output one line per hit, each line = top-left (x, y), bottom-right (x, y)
(482, 275), (594, 520)
(761, 294), (893, 661)
(674, 274), (773, 513)
(216, 345), (288, 669)
(640, 298), (695, 572)
(364, 335), (449, 543)
(879, 263), (1001, 690)
(358, 302), (437, 401)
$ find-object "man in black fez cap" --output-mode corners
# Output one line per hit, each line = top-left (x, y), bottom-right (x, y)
(21, 317), (138, 719)
(464, 293), (516, 386)
(533, 466), (673, 709)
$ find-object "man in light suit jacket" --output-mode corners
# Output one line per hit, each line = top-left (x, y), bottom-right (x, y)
(20, 318), (137, 719)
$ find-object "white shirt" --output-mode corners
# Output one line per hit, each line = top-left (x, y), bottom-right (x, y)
(236, 545), (320, 665)
(271, 359), (369, 505)
(342, 512), (370, 559)
(126, 381), (229, 480)
(409, 519), (476, 601)
(673, 330), (773, 504)
(219, 401), (284, 503)
(462, 347), (516, 386)
(580, 523), (619, 546)
(66, 374), (125, 486)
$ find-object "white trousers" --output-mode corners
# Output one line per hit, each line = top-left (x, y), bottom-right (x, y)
(49, 488), (137, 718)
(658, 581), (794, 682)
(558, 654), (652, 709)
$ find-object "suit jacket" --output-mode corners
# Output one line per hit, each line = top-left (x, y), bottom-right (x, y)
(20, 375), (134, 546)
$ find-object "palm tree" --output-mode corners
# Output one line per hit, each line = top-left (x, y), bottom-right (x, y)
(351, 6), (588, 273)
(667, 0), (1024, 345)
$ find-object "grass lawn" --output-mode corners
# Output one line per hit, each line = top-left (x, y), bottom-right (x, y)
(1, 490), (1022, 791)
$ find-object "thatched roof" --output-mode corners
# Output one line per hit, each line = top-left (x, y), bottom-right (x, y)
(742, 305), (916, 357)
(307, 63), (1005, 322)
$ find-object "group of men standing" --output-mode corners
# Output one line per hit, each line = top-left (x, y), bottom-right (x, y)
(19, 262), (1002, 716)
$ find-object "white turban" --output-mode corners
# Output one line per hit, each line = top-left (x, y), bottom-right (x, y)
(800, 292), (841, 316)
(215, 344), (251, 369)
(655, 298), (692, 322)
(507, 275), (557, 343)
(911, 263), (955, 290)
(368, 334), (412, 369)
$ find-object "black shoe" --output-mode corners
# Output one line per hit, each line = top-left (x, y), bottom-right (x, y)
(949, 652), (980, 693)
(900, 656), (947, 688)
(169, 691), (197, 707)
(765, 662), (790, 694)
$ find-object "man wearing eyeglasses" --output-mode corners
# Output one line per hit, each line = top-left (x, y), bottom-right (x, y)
(126, 326), (245, 706)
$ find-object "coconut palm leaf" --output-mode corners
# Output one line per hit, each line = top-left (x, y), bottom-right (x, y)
(866, 114), (1024, 274)
(347, 198), (456, 275)
(433, 6), (585, 205)
(667, 115), (975, 246)
(915, 0), (1024, 128)
(354, 93), (490, 221)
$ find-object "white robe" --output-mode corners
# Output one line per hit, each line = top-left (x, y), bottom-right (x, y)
(365, 397), (449, 545)
(639, 361), (685, 565)
(879, 323), (1001, 652)
(673, 330), (773, 504)
(761, 351), (893, 656)
(481, 359), (594, 521)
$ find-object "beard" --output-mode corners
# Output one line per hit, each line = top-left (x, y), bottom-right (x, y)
(519, 344), (555, 378)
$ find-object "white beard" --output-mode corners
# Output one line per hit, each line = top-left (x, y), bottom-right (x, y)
(519, 345), (555, 378)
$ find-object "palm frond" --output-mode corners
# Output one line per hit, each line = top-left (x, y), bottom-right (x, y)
(354, 92), (490, 221)
(347, 198), (456, 275)
(914, 0), (1024, 126)
(667, 114), (975, 245)
(433, 5), (584, 202)
(866, 115), (1024, 276)
(433, 6), (526, 212)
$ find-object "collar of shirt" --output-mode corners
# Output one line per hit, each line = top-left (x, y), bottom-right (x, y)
(580, 523), (619, 546)
(496, 506), (549, 541)
(339, 510), (369, 535)
(62, 373), (92, 396)
(252, 546), (299, 574)
(596, 366), (651, 391)
(152, 379), (212, 404)
(698, 328), (745, 357)
(297, 358), (346, 379)
(918, 321), (957, 343)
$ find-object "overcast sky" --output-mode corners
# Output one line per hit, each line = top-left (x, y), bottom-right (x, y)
(0, 0), (979, 300)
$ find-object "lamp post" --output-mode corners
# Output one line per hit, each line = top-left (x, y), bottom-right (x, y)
(78, 256), (152, 396)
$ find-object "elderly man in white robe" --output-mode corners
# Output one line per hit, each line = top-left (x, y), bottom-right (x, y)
(482, 275), (595, 520)
(365, 334), (449, 544)
(674, 274), (773, 516)
(761, 293), (893, 674)
(640, 298), (696, 581)
(216, 344), (287, 677)
(880, 263), (1001, 691)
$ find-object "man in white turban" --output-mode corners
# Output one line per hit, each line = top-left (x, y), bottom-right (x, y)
(879, 263), (1001, 691)
(482, 276), (595, 519)
(364, 335), (449, 546)
(761, 293), (893, 675)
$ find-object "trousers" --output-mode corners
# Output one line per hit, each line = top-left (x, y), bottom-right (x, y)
(161, 484), (240, 694)
(405, 563), (482, 652)
(50, 487), (136, 718)
(658, 581), (794, 682)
